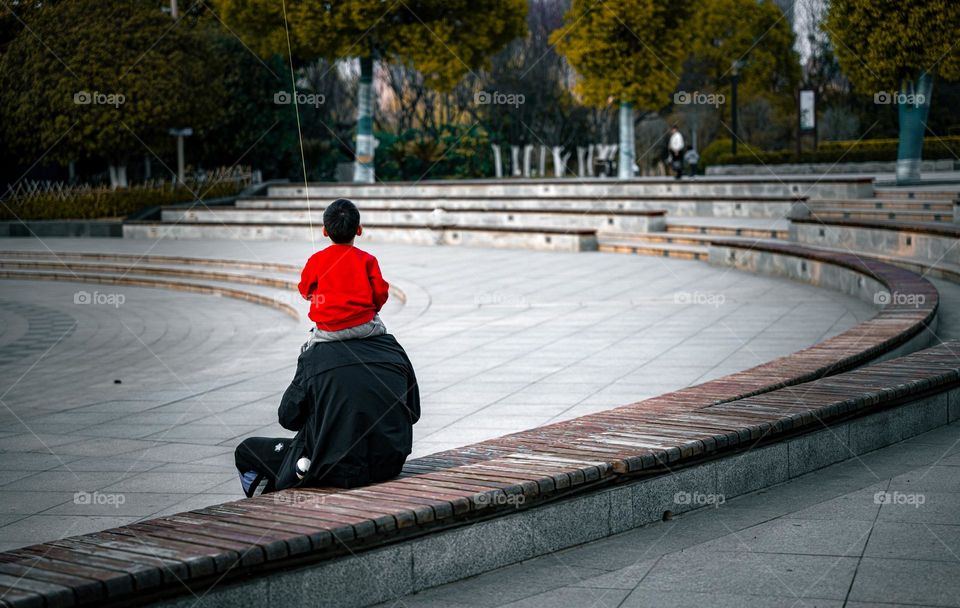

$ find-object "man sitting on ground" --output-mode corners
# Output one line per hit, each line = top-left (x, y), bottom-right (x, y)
(234, 200), (420, 495)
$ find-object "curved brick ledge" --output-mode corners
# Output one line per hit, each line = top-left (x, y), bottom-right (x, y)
(0, 241), (947, 607)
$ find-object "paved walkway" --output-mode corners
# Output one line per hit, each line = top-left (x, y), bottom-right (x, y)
(377, 420), (960, 608)
(0, 238), (875, 550)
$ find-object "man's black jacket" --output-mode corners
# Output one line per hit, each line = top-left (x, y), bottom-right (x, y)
(275, 333), (420, 490)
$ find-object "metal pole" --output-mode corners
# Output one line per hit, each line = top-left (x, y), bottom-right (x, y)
(731, 73), (738, 156)
(176, 136), (185, 185)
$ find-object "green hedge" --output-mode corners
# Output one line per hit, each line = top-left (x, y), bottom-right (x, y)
(818, 136), (960, 152)
(1, 180), (247, 221)
(710, 137), (960, 166)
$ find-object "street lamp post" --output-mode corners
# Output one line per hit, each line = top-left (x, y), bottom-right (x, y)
(730, 60), (744, 156)
(169, 128), (193, 185)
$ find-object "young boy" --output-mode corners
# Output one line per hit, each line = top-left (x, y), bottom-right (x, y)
(298, 198), (389, 353)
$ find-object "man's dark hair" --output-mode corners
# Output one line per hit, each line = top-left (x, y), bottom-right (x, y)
(323, 199), (361, 244)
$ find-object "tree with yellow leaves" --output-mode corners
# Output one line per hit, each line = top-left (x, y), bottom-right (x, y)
(826, 0), (960, 184)
(552, 0), (692, 178)
(212, 0), (527, 182)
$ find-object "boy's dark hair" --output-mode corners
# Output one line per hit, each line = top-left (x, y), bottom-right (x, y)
(323, 199), (361, 244)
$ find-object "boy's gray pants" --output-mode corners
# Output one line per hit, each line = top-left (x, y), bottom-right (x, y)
(300, 314), (387, 354)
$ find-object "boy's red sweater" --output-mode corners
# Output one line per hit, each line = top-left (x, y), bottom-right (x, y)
(298, 244), (389, 331)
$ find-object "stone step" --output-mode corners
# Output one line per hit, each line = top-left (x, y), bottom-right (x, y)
(0, 250), (300, 274)
(161, 206), (667, 233)
(597, 231), (784, 248)
(236, 195), (802, 219)
(811, 208), (953, 223)
(597, 239), (710, 260)
(806, 198), (955, 212)
(665, 223), (790, 239)
(0, 267), (301, 320)
(123, 221), (599, 252)
(598, 231), (711, 247)
(0, 250), (424, 327)
(0, 258), (298, 291)
(263, 176), (872, 199)
(873, 188), (959, 200)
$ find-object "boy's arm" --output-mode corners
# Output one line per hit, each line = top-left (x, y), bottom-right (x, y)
(298, 256), (316, 300)
(369, 257), (390, 311)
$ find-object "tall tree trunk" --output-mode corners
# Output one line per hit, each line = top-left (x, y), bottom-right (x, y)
(896, 72), (934, 185)
(108, 163), (128, 189)
(617, 102), (635, 179)
(353, 56), (375, 183)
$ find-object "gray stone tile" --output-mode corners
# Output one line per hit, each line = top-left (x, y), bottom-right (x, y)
(848, 557), (960, 606)
(568, 560), (657, 590)
(694, 518), (872, 557)
(99, 472), (233, 494)
(782, 485), (885, 522)
(498, 586), (629, 608)
(877, 491), (960, 525)
(887, 465), (960, 493)
(636, 550), (857, 600)
(43, 491), (194, 517)
(621, 589), (843, 608)
(420, 556), (607, 608)
(0, 514), (140, 547)
(865, 521), (960, 562)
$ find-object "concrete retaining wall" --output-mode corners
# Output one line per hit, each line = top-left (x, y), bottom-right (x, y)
(791, 222), (960, 267)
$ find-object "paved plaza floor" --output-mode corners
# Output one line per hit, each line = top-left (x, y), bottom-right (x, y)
(0, 238), (877, 550)
(377, 420), (960, 608)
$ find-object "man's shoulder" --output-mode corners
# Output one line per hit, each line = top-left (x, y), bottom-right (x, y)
(298, 334), (407, 372)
